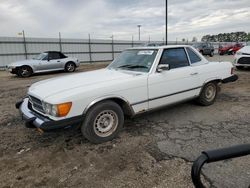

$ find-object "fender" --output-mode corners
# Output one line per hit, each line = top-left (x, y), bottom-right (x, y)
(83, 94), (135, 116)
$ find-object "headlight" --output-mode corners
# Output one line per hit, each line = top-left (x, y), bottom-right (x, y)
(43, 102), (72, 117)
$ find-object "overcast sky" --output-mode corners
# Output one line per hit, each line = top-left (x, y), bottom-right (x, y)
(0, 0), (250, 41)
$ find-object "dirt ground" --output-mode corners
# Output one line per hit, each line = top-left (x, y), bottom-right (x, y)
(0, 56), (249, 188)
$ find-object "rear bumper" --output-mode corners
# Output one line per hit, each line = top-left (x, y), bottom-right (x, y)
(16, 98), (84, 130)
(222, 74), (238, 83)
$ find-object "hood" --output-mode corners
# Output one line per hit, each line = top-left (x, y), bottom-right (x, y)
(9, 59), (39, 67)
(239, 46), (250, 54)
(28, 69), (140, 99)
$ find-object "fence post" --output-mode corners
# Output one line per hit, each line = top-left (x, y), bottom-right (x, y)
(88, 34), (92, 63)
(132, 35), (134, 47)
(22, 30), (28, 59)
(111, 35), (114, 60)
(59, 32), (62, 52)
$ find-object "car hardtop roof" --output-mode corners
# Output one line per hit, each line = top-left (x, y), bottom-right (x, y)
(127, 45), (192, 50)
(44, 51), (62, 53)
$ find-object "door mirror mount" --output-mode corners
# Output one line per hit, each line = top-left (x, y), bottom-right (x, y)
(157, 64), (170, 73)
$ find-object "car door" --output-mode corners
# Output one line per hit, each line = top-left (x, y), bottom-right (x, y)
(46, 52), (64, 69)
(148, 47), (201, 109)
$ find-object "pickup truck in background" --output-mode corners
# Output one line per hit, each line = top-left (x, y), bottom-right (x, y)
(16, 45), (238, 143)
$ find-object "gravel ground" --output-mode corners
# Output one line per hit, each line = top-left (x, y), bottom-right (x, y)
(0, 56), (249, 188)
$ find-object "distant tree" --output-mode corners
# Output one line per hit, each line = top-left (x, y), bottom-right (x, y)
(192, 36), (198, 42)
(201, 32), (248, 42)
(182, 38), (186, 42)
(247, 33), (250, 41)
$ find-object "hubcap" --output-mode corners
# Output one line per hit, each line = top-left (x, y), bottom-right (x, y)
(205, 85), (216, 102)
(67, 64), (74, 71)
(94, 110), (118, 137)
(21, 68), (29, 76)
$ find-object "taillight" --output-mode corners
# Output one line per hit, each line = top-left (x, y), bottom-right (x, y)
(231, 67), (234, 75)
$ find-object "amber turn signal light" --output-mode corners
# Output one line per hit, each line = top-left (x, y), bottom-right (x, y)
(57, 102), (72, 117)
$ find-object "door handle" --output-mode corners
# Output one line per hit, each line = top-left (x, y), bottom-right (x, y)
(190, 72), (198, 76)
(57, 60), (60, 62)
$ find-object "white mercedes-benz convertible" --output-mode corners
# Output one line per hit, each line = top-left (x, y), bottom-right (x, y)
(16, 45), (238, 143)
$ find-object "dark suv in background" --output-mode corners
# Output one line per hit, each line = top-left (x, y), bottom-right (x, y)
(192, 42), (215, 57)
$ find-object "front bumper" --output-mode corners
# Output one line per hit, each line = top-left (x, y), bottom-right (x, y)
(16, 98), (84, 130)
(7, 67), (18, 74)
(222, 74), (238, 83)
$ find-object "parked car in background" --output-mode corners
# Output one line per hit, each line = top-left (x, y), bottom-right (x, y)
(192, 42), (214, 57)
(144, 42), (164, 47)
(219, 43), (244, 55)
(228, 43), (244, 55)
(234, 46), (250, 70)
(16, 45), (237, 143)
(7, 51), (80, 77)
(218, 44), (233, 55)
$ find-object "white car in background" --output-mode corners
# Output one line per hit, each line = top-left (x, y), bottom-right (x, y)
(234, 46), (250, 70)
(7, 51), (80, 77)
(16, 45), (238, 143)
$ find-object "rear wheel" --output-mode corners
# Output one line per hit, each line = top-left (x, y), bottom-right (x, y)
(65, 62), (76, 72)
(81, 100), (124, 144)
(197, 82), (218, 106)
(17, 66), (33, 77)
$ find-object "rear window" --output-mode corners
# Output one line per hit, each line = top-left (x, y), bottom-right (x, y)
(186, 48), (201, 64)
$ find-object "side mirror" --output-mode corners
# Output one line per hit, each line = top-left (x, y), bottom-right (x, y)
(157, 64), (170, 72)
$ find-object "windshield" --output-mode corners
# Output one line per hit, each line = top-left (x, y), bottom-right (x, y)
(108, 49), (158, 72)
(34, 53), (48, 60)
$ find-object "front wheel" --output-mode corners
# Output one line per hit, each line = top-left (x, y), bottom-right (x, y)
(197, 82), (218, 106)
(65, 62), (76, 72)
(17, 66), (33, 77)
(81, 100), (124, 144)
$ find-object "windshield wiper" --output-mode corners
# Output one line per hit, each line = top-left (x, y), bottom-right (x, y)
(117, 65), (148, 69)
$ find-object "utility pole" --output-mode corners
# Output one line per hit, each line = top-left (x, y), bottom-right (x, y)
(137, 25), (141, 41)
(165, 0), (168, 45)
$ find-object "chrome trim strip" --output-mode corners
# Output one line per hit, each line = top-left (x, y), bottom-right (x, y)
(131, 86), (202, 106)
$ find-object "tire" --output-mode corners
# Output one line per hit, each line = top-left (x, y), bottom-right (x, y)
(17, 66), (33, 77)
(200, 50), (204, 55)
(236, 66), (244, 70)
(197, 82), (218, 106)
(65, 62), (76, 72)
(81, 100), (124, 144)
(209, 51), (214, 57)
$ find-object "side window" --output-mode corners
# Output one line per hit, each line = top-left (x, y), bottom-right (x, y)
(159, 48), (189, 69)
(49, 52), (61, 60)
(59, 52), (66, 58)
(186, 47), (201, 64)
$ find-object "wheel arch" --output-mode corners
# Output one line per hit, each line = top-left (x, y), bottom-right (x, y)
(65, 61), (76, 67)
(199, 78), (221, 95)
(83, 95), (135, 117)
(17, 65), (34, 73)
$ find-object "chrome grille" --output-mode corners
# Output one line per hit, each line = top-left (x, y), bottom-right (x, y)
(29, 95), (45, 113)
